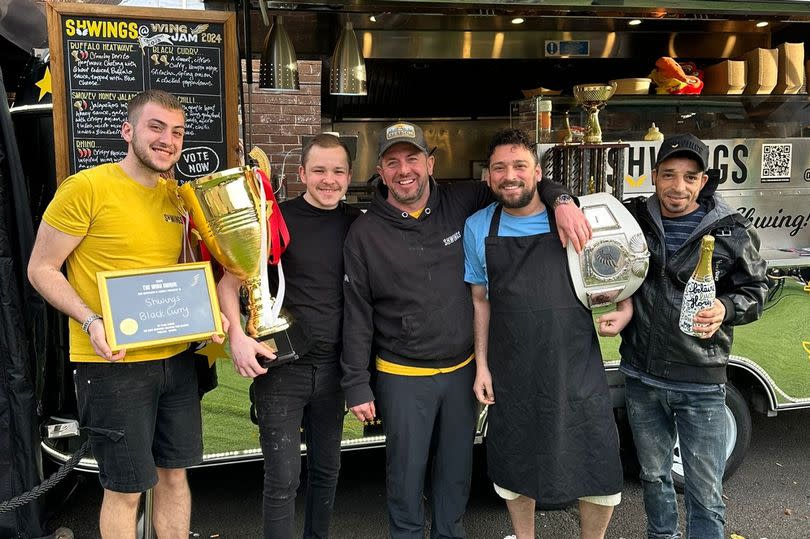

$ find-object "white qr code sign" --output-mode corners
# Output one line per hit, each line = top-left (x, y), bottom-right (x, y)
(760, 143), (792, 182)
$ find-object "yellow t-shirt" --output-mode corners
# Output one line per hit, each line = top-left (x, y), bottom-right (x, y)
(43, 163), (188, 363)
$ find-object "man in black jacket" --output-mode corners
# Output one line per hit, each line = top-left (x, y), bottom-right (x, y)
(599, 133), (768, 539)
(341, 122), (591, 539)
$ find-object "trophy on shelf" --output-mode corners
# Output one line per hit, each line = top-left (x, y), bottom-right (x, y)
(573, 82), (617, 144)
(179, 166), (302, 364)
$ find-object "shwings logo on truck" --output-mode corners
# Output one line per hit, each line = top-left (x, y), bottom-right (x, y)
(65, 19), (139, 39)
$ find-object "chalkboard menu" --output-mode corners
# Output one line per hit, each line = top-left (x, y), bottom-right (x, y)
(46, 3), (238, 183)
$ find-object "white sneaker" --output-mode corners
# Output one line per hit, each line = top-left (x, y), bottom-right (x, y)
(503, 536), (517, 539)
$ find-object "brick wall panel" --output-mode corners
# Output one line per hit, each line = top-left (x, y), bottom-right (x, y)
(295, 115), (319, 125)
(241, 59), (322, 193)
(268, 135), (301, 145)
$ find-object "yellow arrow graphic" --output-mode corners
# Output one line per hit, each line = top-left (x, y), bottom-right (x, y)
(626, 174), (646, 188)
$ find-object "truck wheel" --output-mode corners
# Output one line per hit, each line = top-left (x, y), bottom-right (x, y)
(671, 383), (751, 489)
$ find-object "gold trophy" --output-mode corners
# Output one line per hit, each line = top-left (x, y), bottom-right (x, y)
(179, 166), (300, 363)
(573, 82), (617, 144)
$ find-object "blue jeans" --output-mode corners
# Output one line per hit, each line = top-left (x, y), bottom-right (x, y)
(624, 375), (727, 539)
(253, 361), (344, 539)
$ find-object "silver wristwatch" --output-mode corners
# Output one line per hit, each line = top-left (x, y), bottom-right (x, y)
(81, 313), (103, 334)
(552, 193), (574, 209)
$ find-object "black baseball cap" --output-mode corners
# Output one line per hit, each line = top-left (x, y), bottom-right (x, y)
(654, 134), (709, 171)
(377, 122), (429, 159)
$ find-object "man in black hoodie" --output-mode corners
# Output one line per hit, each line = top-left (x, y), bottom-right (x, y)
(598, 134), (768, 539)
(341, 122), (591, 539)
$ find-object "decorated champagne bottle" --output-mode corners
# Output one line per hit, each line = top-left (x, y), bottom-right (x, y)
(679, 235), (716, 336)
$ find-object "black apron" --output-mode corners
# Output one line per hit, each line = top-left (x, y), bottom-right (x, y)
(484, 205), (623, 504)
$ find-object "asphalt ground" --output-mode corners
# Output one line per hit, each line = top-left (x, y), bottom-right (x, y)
(46, 408), (810, 538)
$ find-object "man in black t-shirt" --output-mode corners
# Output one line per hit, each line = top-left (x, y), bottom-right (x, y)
(217, 134), (361, 538)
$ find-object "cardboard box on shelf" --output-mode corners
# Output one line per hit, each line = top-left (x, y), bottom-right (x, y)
(703, 60), (746, 95)
(741, 48), (778, 94)
(773, 42), (805, 94)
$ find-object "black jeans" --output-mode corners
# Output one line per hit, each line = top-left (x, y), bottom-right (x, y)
(253, 360), (344, 539)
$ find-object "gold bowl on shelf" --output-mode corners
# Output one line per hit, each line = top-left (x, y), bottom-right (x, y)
(573, 82), (617, 143)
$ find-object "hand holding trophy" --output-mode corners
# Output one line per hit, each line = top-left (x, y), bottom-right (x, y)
(179, 165), (302, 364)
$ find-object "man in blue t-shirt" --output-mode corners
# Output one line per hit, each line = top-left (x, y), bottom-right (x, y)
(464, 128), (622, 539)
(463, 200), (549, 289)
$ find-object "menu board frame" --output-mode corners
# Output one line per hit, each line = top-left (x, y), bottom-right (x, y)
(46, 2), (239, 184)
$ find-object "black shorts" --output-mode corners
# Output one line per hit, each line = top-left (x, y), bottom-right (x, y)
(74, 350), (203, 493)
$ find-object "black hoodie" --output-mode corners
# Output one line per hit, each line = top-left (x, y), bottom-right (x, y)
(341, 178), (567, 407)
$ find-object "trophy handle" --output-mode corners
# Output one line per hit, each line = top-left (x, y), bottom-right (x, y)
(562, 111), (574, 144)
(255, 166), (286, 324)
(168, 184), (195, 263)
(270, 260), (286, 321)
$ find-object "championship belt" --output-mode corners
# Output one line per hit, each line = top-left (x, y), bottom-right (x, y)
(566, 193), (650, 309)
(179, 166), (302, 364)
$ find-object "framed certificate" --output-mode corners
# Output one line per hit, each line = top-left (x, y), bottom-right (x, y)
(97, 262), (223, 352)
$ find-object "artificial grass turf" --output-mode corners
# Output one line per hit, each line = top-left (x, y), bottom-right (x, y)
(201, 360), (367, 455)
(200, 363), (258, 455)
(201, 280), (810, 455)
(730, 279), (810, 398)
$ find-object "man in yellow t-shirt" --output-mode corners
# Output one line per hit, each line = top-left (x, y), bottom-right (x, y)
(28, 89), (226, 539)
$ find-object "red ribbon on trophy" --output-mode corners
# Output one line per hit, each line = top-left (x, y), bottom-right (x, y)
(255, 168), (290, 266)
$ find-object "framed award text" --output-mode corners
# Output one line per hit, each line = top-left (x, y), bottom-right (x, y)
(97, 262), (223, 352)
(46, 2), (239, 183)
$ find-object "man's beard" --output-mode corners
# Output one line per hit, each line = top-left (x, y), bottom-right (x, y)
(494, 184), (534, 209)
(389, 178), (427, 205)
(132, 133), (177, 173)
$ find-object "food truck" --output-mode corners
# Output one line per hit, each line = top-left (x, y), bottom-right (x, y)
(3, 0), (810, 517)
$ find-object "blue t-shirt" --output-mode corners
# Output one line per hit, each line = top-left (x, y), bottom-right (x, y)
(463, 202), (550, 289)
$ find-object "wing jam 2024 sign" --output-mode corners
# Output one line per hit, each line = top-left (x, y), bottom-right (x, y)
(47, 4), (238, 184)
